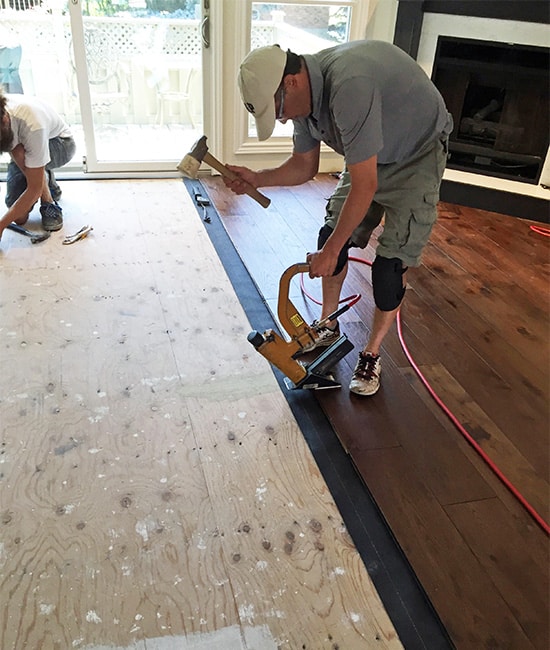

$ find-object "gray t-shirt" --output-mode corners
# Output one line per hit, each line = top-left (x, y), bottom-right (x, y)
(293, 40), (452, 165)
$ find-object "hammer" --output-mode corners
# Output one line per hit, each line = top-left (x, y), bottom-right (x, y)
(7, 223), (51, 244)
(177, 135), (271, 208)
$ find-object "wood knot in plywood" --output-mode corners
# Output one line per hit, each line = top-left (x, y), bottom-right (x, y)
(1, 511), (13, 525)
(308, 519), (322, 533)
(283, 530), (296, 554)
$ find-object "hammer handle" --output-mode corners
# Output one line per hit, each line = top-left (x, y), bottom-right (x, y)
(202, 151), (271, 208)
(7, 223), (34, 237)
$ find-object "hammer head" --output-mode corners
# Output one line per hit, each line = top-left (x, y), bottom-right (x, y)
(177, 135), (208, 178)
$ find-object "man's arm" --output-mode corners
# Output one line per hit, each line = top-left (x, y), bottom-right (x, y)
(308, 154), (378, 277)
(0, 144), (52, 231)
(225, 145), (321, 194)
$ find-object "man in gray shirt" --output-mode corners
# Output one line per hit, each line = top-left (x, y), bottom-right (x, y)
(226, 40), (452, 396)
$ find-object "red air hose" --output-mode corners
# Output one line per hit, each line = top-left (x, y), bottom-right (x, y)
(530, 225), (550, 237)
(300, 253), (550, 536)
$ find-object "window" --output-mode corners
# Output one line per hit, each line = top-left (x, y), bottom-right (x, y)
(249, 2), (353, 138)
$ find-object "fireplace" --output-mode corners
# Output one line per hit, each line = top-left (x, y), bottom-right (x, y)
(431, 36), (549, 184)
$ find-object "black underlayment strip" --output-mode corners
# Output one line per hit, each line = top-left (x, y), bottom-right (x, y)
(183, 178), (455, 650)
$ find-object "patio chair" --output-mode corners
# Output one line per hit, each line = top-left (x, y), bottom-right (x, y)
(71, 27), (130, 115)
(155, 63), (197, 127)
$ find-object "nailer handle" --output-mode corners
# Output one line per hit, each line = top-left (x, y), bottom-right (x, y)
(277, 263), (311, 338)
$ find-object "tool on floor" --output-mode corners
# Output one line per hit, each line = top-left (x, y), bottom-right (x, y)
(7, 223), (51, 244)
(194, 190), (211, 222)
(62, 225), (93, 245)
(177, 135), (271, 208)
(247, 263), (355, 390)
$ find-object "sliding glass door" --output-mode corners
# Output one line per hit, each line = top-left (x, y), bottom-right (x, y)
(1, 0), (206, 173)
(69, 0), (205, 171)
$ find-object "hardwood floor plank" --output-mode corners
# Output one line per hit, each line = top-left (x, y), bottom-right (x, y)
(445, 498), (549, 650)
(408, 254), (548, 408)
(441, 204), (550, 270)
(400, 363), (548, 518)
(352, 448), (537, 650)
(423, 230), (549, 370)
(403, 281), (548, 474)
(316, 353), (497, 506)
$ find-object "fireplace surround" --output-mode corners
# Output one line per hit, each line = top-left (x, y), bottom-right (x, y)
(393, 0), (550, 222)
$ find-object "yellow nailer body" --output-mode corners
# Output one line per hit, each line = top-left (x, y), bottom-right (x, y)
(247, 263), (354, 389)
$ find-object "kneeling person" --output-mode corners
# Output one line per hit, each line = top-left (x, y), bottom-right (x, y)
(0, 88), (76, 240)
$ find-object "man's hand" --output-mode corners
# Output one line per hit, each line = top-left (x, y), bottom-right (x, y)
(306, 249), (338, 278)
(224, 165), (259, 196)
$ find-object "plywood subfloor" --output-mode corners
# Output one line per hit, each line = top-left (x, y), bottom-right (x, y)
(0, 180), (401, 649)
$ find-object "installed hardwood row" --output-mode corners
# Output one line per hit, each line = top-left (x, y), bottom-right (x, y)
(201, 174), (550, 650)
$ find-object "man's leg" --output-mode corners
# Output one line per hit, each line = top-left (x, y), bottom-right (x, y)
(5, 161), (27, 208)
(319, 262), (348, 327)
(350, 137), (448, 396)
(46, 136), (76, 201)
(298, 181), (383, 353)
(298, 228), (350, 353)
(349, 256), (407, 396)
(317, 170), (383, 328)
(364, 281), (406, 356)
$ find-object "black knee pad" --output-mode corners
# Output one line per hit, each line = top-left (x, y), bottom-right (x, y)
(372, 256), (407, 311)
(317, 224), (350, 276)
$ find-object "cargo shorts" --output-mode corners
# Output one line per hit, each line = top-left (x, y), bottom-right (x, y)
(323, 136), (448, 268)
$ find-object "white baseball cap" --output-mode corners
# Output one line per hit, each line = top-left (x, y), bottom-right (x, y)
(238, 45), (287, 141)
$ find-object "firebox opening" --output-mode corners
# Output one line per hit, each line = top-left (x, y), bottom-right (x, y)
(460, 85), (505, 147)
(432, 36), (549, 184)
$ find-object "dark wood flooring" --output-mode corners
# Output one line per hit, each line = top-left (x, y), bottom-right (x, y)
(201, 174), (550, 650)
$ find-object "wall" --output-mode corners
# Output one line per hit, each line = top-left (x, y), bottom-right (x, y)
(363, 0), (398, 41)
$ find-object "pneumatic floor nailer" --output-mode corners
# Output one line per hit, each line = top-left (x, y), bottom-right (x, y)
(247, 263), (355, 390)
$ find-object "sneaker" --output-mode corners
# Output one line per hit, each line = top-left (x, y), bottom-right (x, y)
(298, 320), (341, 354)
(40, 201), (63, 231)
(349, 352), (381, 396)
(47, 170), (62, 202)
